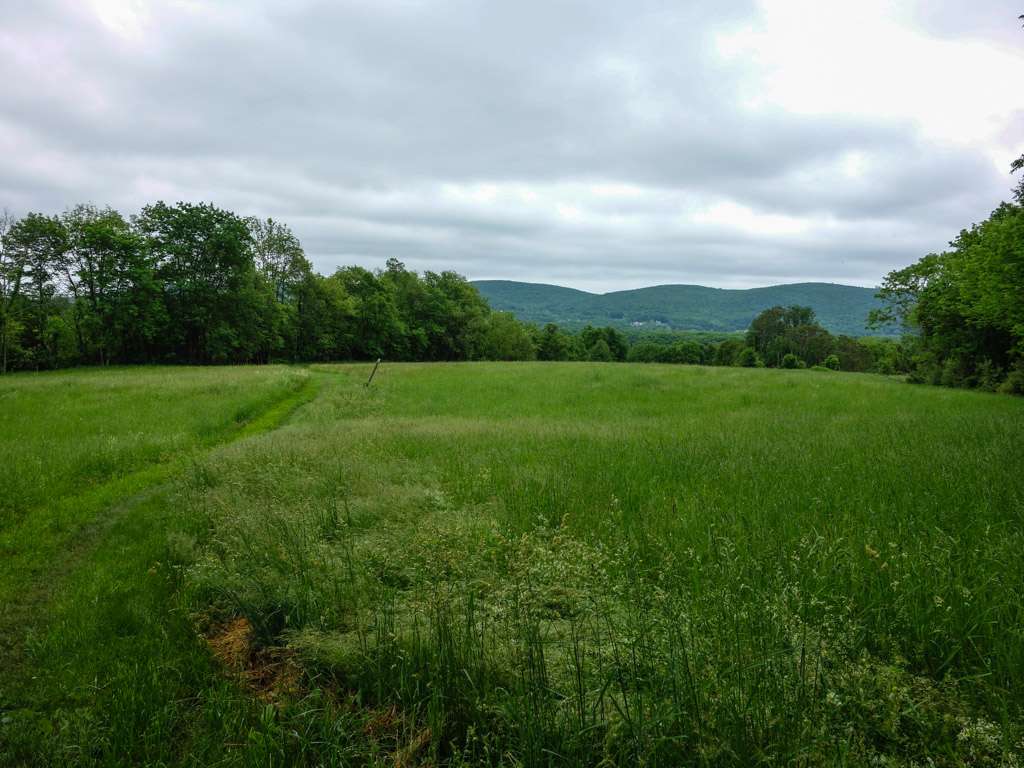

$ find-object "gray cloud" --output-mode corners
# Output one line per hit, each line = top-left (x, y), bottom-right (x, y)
(1, 0), (1021, 291)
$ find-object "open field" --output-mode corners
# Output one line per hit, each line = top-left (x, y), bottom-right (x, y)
(2, 363), (1024, 766)
(0, 365), (311, 525)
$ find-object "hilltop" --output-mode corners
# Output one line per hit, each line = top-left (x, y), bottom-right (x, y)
(473, 280), (886, 336)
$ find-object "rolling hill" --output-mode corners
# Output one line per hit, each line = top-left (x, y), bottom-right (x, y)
(473, 280), (886, 336)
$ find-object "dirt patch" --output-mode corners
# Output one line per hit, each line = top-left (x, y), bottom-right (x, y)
(204, 617), (301, 702)
(205, 619), (433, 764)
(393, 727), (432, 768)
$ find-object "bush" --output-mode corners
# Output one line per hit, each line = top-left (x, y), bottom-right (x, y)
(588, 339), (613, 362)
(998, 364), (1024, 395)
(973, 359), (1003, 391)
(781, 353), (801, 369)
(940, 356), (968, 388)
(823, 354), (840, 371)
(735, 347), (761, 368)
(907, 352), (941, 385)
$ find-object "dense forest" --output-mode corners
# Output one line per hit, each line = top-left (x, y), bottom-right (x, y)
(0, 200), (906, 375)
(0, 202), (542, 371)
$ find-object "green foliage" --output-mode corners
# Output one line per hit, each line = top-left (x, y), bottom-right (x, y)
(714, 337), (746, 366)
(748, 305), (818, 366)
(2, 202), (914, 378)
(873, 200), (1024, 393)
(742, 305), (899, 374)
(823, 353), (841, 370)
(999, 363), (1024, 395)
(6, 212), (68, 369)
(479, 311), (536, 361)
(735, 346), (761, 367)
(580, 325), (628, 361)
(534, 322), (573, 361)
(627, 338), (708, 365)
(0, 203), (550, 371)
(587, 337), (613, 361)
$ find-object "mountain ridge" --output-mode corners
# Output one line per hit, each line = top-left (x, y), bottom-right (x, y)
(473, 279), (886, 336)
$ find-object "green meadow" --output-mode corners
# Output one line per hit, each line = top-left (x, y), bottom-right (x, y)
(2, 363), (1024, 766)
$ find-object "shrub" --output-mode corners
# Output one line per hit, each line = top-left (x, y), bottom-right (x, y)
(998, 364), (1024, 395)
(735, 347), (761, 367)
(973, 359), (1003, 392)
(940, 356), (967, 388)
(823, 354), (840, 371)
(781, 353), (801, 369)
(588, 339), (613, 362)
(907, 351), (941, 385)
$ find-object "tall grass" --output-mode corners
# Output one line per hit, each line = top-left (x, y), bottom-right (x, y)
(179, 363), (1024, 765)
(0, 365), (308, 526)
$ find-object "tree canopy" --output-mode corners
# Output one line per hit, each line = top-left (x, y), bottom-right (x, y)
(870, 158), (1024, 393)
(0, 200), (906, 378)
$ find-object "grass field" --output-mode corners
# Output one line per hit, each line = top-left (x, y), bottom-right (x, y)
(2, 363), (1023, 766)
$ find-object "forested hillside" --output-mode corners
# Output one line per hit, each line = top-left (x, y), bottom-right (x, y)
(473, 280), (885, 335)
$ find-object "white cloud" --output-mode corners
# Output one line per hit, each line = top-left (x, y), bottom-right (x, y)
(717, 0), (1024, 148)
(1, 0), (1021, 291)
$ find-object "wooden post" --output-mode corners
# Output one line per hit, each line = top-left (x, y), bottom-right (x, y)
(365, 358), (381, 387)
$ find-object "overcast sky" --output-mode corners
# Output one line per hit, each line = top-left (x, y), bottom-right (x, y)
(2, 1), (1022, 291)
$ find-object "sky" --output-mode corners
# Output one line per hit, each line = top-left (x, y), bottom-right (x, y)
(1, 1), (1023, 292)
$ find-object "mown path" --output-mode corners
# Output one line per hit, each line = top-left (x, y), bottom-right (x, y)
(0, 373), (321, 761)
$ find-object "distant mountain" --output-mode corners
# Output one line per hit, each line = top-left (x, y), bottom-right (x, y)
(473, 280), (886, 336)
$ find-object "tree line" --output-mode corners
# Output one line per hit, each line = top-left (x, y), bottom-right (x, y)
(868, 153), (1024, 394)
(0, 199), (908, 375)
(0, 201), (545, 372)
(628, 305), (908, 374)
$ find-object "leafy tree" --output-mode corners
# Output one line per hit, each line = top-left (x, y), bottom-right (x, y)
(333, 266), (407, 359)
(581, 325), (627, 361)
(627, 341), (663, 363)
(6, 213), (67, 368)
(588, 338), (613, 361)
(292, 272), (355, 361)
(536, 323), (573, 361)
(747, 305), (819, 366)
(714, 338), (746, 366)
(60, 205), (162, 364)
(247, 217), (311, 303)
(779, 323), (834, 367)
(867, 254), (943, 333)
(479, 311), (536, 360)
(136, 202), (270, 363)
(950, 203), (1024, 356)
(0, 210), (26, 374)
(421, 270), (491, 360)
(823, 354), (840, 371)
(873, 196), (1024, 390)
(661, 340), (704, 364)
(829, 336), (868, 372)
